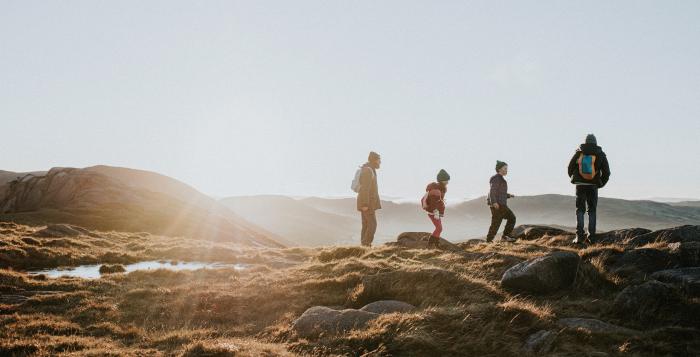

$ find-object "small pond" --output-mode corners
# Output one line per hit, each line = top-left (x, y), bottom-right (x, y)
(28, 260), (247, 279)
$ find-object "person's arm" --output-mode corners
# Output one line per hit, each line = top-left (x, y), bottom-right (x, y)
(600, 154), (611, 187)
(358, 167), (371, 209)
(489, 179), (500, 208)
(568, 152), (578, 178)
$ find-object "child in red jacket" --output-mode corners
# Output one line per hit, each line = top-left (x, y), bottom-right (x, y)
(422, 169), (450, 248)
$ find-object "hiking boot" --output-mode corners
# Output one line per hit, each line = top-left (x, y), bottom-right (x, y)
(586, 233), (595, 245)
(428, 236), (440, 249)
(501, 235), (516, 243)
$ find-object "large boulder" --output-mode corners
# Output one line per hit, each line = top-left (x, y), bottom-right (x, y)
(651, 268), (700, 297)
(669, 241), (700, 267)
(607, 248), (674, 279)
(394, 232), (461, 252)
(510, 225), (572, 240)
(613, 281), (686, 324)
(594, 228), (652, 245)
(628, 225), (700, 247)
(501, 251), (580, 294)
(292, 300), (414, 338)
(359, 300), (415, 314)
(557, 318), (638, 336)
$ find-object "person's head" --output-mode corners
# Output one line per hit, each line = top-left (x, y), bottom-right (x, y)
(496, 161), (508, 176)
(368, 151), (381, 169)
(585, 133), (597, 145)
(437, 169), (450, 186)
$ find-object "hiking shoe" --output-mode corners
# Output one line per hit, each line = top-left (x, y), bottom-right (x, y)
(501, 235), (517, 243)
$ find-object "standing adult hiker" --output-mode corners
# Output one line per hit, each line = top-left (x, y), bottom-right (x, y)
(421, 169), (450, 248)
(486, 161), (517, 243)
(353, 151), (382, 247)
(568, 134), (610, 244)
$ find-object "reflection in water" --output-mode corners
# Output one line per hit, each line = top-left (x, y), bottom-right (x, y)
(28, 261), (247, 279)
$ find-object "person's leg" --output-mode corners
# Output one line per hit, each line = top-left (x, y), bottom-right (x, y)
(575, 186), (587, 240)
(587, 186), (598, 240)
(487, 207), (503, 242)
(503, 206), (516, 238)
(360, 211), (369, 246)
(429, 214), (442, 248)
(365, 210), (377, 247)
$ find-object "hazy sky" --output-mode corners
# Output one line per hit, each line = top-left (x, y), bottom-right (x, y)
(2, 1), (699, 200)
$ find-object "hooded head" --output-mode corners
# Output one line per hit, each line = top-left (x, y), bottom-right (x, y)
(585, 134), (597, 145)
(437, 169), (450, 183)
(367, 151), (381, 169)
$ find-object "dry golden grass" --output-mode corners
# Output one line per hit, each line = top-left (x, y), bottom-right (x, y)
(1, 222), (698, 356)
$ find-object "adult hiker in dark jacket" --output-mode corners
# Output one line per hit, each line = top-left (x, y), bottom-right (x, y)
(357, 151), (382, 247)
(487, 161), (516, 243)
(422, 169), (450, 249)
(568, 134), (610, 244)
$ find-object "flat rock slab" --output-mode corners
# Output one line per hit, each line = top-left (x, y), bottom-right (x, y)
(628, 225), (700, 247)
(594, 228), (652, 244)
(511, 225), (572, 240)
(651, 267), (700, 297)
(395, 232), (461, 251)
(501, 251), (580, 294)
(292, 300), (415, 338)
(359, 300), (415, 314)
(609, 248), (674, 278)
(558, 318), (638, 336)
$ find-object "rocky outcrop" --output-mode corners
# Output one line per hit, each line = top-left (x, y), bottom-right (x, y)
(594, 228), (652, 244)
(669, 241), (700, 267)
(522, 330), (556, 354)
(510, 225), (572, 240)
(607, 248), (674, 279)
(292, 300), (414, 338)
(628, 225), (700, 247)
(651, 268), (700, 297)
(33, 224), (98, 238)
(501, 251), (580, 294)
(557, 318), (638, 336)
(613, 281), (686, 324)
(394, 232), (461, 251)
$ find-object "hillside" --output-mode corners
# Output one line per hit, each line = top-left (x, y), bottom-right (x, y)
(0, 222), (698, 356)
(0, 167), (283, 247)
(221, 195), (700, 246)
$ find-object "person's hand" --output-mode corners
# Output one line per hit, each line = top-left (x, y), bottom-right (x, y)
(492, 203), (500, 210)
(509, 194), (515, 198)
(361, 207), (369, 212)
(433, 210), (441, 220)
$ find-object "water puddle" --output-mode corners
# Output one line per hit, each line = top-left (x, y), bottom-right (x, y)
(28, 260), (247, 279)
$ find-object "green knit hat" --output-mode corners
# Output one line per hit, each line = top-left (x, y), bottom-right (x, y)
(496, 160), (508, 172)
(437, 169), (450, 182)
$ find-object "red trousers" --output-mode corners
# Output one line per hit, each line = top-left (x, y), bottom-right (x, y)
(428, 214), (442, 237)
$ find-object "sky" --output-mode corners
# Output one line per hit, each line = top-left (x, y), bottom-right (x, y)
(2, 1), (699, 200)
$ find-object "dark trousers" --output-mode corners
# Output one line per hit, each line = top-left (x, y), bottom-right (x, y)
(487, 206), (516, 241)
(576, 185), (598, 238)
(361, 210), (377, 246)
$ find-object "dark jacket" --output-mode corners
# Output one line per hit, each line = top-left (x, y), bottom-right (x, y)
(568, 144), (610, 187)
(356, 163), (381, 211)
(487, 174), (509, 206)
(424, 182), (446, 215)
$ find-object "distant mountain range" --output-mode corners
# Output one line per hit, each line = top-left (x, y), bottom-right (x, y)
(221, 194), (700, 246)
(0, 166), (284, 247)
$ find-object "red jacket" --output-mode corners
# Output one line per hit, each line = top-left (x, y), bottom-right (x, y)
(423, 182), (446, 215)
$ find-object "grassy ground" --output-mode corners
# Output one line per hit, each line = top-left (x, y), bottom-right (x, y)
(1, 222), (698, 356)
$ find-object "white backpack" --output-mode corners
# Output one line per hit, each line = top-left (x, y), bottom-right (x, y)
(351, 166), (375, 193)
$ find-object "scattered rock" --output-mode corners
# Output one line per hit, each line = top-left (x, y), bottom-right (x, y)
(594, 228), (652, 244)
(613, 281), (685, 324)
(557, 318), (638, 335)
(522, 329), (556, 354)
(510, 225), (572, 240)
(628, 225), (700, 247)
(359, 300), (415, 314)
(651, 268), (700, 297)
(395, 232), (461, 251)
(671, 241), (700, 267)
(33, 224), (95, 238)
(501, 251), (580, 294)
(608, 248), (674, 279)
(99, 264), (126, 275)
